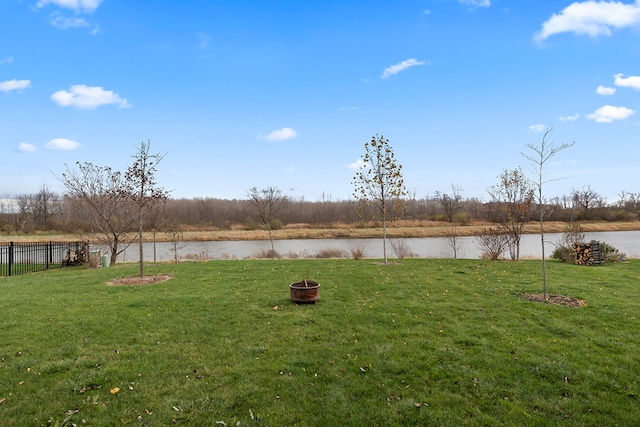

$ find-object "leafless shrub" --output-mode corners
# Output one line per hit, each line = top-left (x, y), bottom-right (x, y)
(600, 242), (626, 262)
(251, 248), (281, 259)
(347, 242), (367, 260)
(315, 248), (345, 259)
(390, 239), (415, 259)
(475, 227), (509, 260)
(184, 249), (210, 261)
(553, 222), (585, 262)
(300, 249), (315, 259)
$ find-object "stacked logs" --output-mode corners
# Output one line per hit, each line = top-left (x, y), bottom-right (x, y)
(573, 241), (603, 265)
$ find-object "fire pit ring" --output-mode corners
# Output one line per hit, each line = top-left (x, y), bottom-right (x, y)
(289, 279), (320, 304)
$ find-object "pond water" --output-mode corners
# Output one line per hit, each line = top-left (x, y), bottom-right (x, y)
(111, 230), (640, 262)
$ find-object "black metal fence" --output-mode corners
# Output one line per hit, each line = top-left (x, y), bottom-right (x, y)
(0, 241), (86, 277)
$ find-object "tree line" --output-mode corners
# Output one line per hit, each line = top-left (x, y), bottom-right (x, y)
(2, 183), (638, 235)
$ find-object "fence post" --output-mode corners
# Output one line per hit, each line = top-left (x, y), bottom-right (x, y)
(46, 241), (50, 270)
(8, 241), (13, 277)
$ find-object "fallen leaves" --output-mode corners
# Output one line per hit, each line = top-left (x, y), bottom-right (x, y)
(107, 275), (173, 286)
(519, 293), (586, 307)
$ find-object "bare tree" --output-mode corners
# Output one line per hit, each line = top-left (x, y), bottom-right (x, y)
(571, 185), (604, 220)
(617, 191), (640, 216)
(34, 185), (59, 230)
(123, 140), (169, 278)
(2, 187), (59, 233)
(446, 224), (463, 259)
(352, 135), (407, 264)
(59, 162), (137, 266)
(435, 184), (464, 258)
(434, 184), (464, 222)
(165, 224), (186, 264)
(14, 194), (31, 233)
(488, 168), (534, 261)
(521, 128), (575, 300)
(247, 186), (287, 258)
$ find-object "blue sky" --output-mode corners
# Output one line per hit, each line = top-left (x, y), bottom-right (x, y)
(1, 0), (639, 202)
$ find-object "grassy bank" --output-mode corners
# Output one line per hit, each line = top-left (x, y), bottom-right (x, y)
(1, 220), (639, 243)
(1, 259), (639, 425)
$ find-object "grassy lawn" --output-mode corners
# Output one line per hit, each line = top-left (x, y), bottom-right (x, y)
(1, 258), (638, 426)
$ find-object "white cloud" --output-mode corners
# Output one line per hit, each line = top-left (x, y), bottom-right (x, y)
(381, 58), (427, 79)
(50, 14), (89, 29)
(259, 127), (297, 141)
(528, 124), (546, 132)
(614, 73), (640, 90)
(339, 106), (358, 111)
(46, 138), (81, 150)
(535, 0), (640, 41)
(18, 142), (37, 153)
(559, 114), (580, 121)
(36, 0), (103, 13)
(459, 0), (491, 7)
(596, 85), (616, 95)
(0, 79), (31, 92)
(346, 158), (366, 171)
(586, 104), (635, 123)
(0, 56), (13, 65)
(51, 84), (131, 109)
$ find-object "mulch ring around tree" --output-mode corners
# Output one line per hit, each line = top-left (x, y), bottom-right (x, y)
(108, 275), (173, 286)
(519, 293), (586, 307)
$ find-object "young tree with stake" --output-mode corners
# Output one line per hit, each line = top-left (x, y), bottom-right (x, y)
(123, 140), (169, 278)
(247, 186), (287, 259)
(522, 128), (575, 300)
(352, 135), (407, 264)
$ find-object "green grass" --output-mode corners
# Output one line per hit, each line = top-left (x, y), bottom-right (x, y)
(1, 259), (639, 426)
(1, 263), (53, 277)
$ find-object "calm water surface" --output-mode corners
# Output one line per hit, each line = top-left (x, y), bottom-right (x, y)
(113, 230), (640, 262)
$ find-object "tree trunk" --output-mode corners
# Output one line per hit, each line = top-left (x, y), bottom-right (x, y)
(540, 208), (547, 300)
(382, 216), (388, 264)
(110, 240), (118, 267)
(139, 214), (145, 278)
(268, 227), (275, 259)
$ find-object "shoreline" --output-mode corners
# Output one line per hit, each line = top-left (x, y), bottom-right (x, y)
(1, 221), (639, 243)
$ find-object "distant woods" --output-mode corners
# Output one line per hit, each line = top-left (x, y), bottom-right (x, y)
(1, 189), (639, 235)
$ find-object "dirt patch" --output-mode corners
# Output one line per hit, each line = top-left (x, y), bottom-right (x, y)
(519, 293), (586, 307)
(108, 275), (173, 286)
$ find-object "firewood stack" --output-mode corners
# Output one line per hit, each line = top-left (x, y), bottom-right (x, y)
(573, 241), (603, 265)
